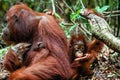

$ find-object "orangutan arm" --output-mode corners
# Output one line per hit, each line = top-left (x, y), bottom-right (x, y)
(3, 43), (31, 72)
(75, 53), (93, 62)
(3, 50), (22, 72)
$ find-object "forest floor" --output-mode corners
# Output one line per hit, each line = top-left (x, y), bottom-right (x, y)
(79, 45), (120, 80)
(0, 45), (120, 80)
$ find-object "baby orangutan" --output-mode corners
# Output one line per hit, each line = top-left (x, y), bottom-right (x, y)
(70, 35), (104, 78)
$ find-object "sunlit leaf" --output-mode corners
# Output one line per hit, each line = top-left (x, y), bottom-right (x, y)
(100, 5), (110, 12)
(95, 5), (110, 13)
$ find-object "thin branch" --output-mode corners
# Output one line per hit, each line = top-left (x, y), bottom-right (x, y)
(79, 0), (85, 9)
(51, 0), (56, 13)
(55, 2), (64, 14)
(105, 14), (120, 17)
(79, 23), (91, 35)
(103, 10), (120, 14)
(62, 0), (74, 13)
(71, 21), (86, 35)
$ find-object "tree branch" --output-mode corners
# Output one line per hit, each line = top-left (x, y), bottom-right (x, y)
(80, 10), (120, 53)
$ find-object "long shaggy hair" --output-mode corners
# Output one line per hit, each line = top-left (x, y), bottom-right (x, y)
(3, 4), (72, 80)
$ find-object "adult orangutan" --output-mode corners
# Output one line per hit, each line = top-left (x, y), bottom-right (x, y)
(2, 3), (73, 80)
(70, 35), (104, 78)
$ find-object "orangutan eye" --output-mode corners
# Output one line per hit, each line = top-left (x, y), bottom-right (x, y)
(80, 46), (85, 52)
(74, 44), (79, 50)
(13, 15), (19, 22)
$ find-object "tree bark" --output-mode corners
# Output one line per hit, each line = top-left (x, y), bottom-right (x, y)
(80, 11), (120, 53)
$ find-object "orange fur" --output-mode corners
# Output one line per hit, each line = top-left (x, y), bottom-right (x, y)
(2, 4), (73, 80)
(70, 35), (104, 77)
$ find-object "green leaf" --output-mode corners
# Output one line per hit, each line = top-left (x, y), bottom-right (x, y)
(71, 13), (82, 21)
(76, 10), (81, 14)
(70, 13), (77, 21)
(95, 6), (101, 12)
(100, 5), (110, 12)
(95, 5), (110, 13)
